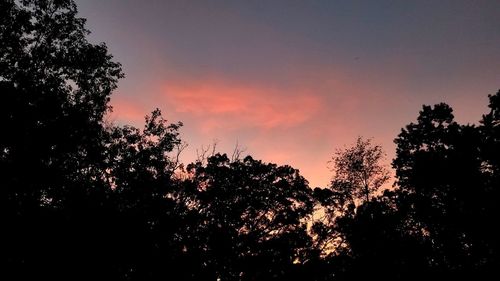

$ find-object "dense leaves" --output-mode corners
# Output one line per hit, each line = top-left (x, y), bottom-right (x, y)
(177, 154), (314, 280)
(391, 102), (497, 277)
(1, 1), (123, 278)
(1, 0), (499, 280)
(311, 137), (390, 258)
(329, 137), (390, 203)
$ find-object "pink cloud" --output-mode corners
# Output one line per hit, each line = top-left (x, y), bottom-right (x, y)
(160, 79), (324, 132)
(107, 66), (410, 187)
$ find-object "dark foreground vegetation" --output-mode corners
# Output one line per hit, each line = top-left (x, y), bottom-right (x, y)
(1, 1), (499, 280)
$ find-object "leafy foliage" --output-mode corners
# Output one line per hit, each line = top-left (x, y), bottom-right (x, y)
(182, 154), (314, 280)
(330, 137), (390, 203)
(390, 99), (500, 277)
(1, 0), (499, 280)
(312, 137), (390, 257)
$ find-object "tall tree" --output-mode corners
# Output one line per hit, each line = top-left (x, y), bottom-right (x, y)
(182, 154), (315, 280)
(311, 137), (390, 262)
(329, 137), (390, 203)
(100, 109), (198, 280)
(333, 196), (433, 281)
(0, 0), (124, 279)
(477, 90), (500, 274)
(392, 100), (498, 277)
(0, 0), (123, 211)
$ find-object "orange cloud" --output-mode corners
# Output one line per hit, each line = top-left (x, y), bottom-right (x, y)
(160, 79), (323, 132)
(107, 67), (409, 187)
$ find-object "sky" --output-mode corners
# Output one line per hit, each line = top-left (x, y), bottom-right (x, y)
(77, 0), (500, 187)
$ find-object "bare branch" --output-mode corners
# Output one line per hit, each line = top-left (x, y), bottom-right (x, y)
(196, 139), (219, 164)
(230, 140), (247, 162)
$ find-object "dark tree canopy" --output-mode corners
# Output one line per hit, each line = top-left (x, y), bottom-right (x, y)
(391, 98), (500, 277)
(311, 137), (390, 257)
(181, 154), (314, 280)
(1, 0), (125, 279)
(330, 137), (390, 203)
(310, 93), (500, 280)
(1, 0), (499, 280)
(1, 0), (123, 211)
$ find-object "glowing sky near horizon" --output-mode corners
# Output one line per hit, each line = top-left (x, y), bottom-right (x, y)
(77, 0), (500, 187)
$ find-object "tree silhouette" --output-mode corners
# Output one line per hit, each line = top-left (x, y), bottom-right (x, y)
(100, 109), (203, 279)
(392, 98), (500, 277)
(1, 0), (124, 279)
(1, 0), (123, 209)
(182, 154), (315, 280)
(474, 90), (500, 275)
(311, 137), (390, 258)
(329, 137), (390, 203)
(2, 0), (499, 280)
(334, 195), (433, 281)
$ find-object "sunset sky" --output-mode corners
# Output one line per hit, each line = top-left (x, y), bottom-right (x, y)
(77, 0), (500, 187)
